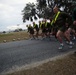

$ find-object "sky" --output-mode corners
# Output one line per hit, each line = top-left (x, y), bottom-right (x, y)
(0, 0), (39, 32)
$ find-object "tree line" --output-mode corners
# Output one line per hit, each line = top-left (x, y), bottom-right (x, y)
(22, 0), (76, 22)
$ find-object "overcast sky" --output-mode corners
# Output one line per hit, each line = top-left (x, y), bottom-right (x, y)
(0, 0), (38, 31)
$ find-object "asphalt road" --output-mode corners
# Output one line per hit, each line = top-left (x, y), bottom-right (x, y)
(0, 37), (76, 74)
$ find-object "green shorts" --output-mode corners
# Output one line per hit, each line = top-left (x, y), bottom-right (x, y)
(58, 26), (67, 32)
(69, 24), (76, 30)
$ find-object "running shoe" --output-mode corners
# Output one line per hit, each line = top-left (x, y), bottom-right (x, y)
(69, 42), (74, 49)
(58, 43), (64, 50)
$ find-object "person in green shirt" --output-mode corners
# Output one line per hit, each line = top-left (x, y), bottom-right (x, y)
(26, 24), (35, 40)
(52, 6), (73, 50)
(67, 7), (76, 41)
(39, 20), (46, 39)
(44, 19), (52, 39)
(33, 22), (39, 39)
(72, 7), (76, 53)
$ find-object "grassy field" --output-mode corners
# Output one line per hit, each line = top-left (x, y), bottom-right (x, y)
(7, 53), (76, 75)
(0, 31), (29, 43)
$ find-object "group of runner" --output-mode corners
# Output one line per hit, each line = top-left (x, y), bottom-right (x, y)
(26, 6), (76, 50)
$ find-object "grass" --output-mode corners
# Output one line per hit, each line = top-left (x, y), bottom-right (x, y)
(6, 53), (76, 75)
(0, 31), (29, 43)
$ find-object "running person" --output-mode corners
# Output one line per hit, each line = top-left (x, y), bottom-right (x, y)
(40, 20), (46, 39)
(33, 22), (39, 39)
(67, 7), (76, 41)
(51, 6), (73, 49)
(26, 24), (35, 40)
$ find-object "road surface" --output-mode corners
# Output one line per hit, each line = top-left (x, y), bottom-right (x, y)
(0, 38), (76, 74)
